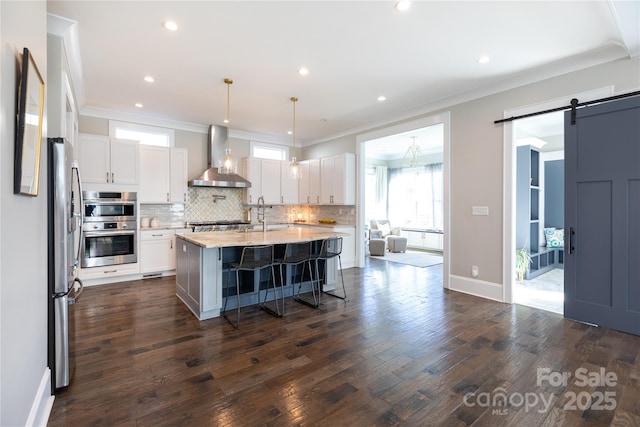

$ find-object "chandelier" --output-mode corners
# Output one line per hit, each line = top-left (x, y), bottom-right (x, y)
(405, 136), (422, 167)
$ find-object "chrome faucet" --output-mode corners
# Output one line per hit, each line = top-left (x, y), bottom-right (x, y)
(257, 196), (266, 232)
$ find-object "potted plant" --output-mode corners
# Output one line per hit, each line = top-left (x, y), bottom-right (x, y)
(515, 248), (532, 282)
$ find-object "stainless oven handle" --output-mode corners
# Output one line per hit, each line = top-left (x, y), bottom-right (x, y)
(84, 230), (136, 238)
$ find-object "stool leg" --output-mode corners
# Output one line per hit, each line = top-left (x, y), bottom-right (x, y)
(323, 255), (347, 301)
(224, 268), (240, 328)
(294, 260), (320, 308)
(261, 265), (283, 318)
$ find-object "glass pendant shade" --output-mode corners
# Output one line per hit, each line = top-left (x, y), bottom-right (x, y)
(289, 97), (301, 180)
(220, 78), (235, 175)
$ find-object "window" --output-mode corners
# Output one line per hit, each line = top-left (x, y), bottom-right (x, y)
(109, 120), (175, 147)
(387, 164), (443, 231)
(250, 141), (288, 160)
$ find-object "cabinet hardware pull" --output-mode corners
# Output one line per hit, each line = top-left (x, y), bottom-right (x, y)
(281, 196), (283, 204)
(184, 193), (186, 202)
(111, 172), (114, 182)
(104, 270), (117, 274)
(170, 240), (173, 249)
(152, 234), (163, 237)
(167, 192), (169, 202)
(317, 196), (319, 203)
(106, 172), (109, 183)
(307, 196), (310, 203)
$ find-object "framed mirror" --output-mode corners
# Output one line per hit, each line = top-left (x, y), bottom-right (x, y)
(14, 47), (45, 196)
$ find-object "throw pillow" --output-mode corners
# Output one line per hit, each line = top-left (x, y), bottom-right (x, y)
(378, 222), (391, 236)
(544, 227), (564, 248)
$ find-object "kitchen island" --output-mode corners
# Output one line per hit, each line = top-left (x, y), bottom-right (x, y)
(175, 227), (347, 320)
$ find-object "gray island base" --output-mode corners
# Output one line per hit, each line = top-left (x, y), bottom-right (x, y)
(175, 227), (347, 320)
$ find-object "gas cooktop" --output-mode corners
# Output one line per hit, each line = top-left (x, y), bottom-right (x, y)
(187, 220), (252, 232)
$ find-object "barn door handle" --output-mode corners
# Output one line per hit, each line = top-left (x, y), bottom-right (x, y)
(568, 228), (575, 254)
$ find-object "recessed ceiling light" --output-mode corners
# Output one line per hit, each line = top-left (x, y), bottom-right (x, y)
(288, 130), (293, 135)
(394, 0), (411, 11)
(223, 119), (229, 124)
(135, 103), (143, 108)
(162, 20), (178, 31)
(377, 96), (387, 102)
(478, 55), (490, 64)
(144, 75), (155, 83)
(298, 67), (309, 76)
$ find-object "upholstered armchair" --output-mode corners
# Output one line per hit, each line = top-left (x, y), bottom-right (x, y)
(369, 219), (393, 240)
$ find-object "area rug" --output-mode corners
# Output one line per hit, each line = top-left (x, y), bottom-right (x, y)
(369, 250), (443, 268)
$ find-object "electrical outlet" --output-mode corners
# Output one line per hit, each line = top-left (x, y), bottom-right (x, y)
(472, 266), (479, 277)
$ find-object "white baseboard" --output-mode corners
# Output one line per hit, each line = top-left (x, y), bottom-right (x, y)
(27, 368), (54, 427)
(449, 274), (504, 302)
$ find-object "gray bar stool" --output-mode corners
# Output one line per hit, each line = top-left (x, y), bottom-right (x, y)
(223, 245), (277, 328)
(276, 242), (315, 310)
(314, 236), (347, 301)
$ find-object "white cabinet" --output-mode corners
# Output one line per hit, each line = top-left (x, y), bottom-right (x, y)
(299, 159), (320, 204)
(320, 153), (355, 205)
(169, 149), (188, 203)
(139, 146), (188, 203)
(78, 134), (139, 185)
(401, 230), (444, 251)
(140, 229), (176, 273)
(242, 158), (298, 204)
(280, 162), (299, 204)
(79, 263), (140, 281)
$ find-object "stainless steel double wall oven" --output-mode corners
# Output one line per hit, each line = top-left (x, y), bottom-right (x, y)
(81, 191), (137, 268)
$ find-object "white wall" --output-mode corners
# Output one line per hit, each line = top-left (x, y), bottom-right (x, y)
(301, 56), (639, 298)
(1, 1), (51, 425)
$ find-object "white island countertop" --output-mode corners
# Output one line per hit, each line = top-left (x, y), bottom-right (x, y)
(176, 226), (347, 249)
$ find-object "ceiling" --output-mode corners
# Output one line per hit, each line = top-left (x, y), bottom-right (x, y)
(47, 1), (639, 146)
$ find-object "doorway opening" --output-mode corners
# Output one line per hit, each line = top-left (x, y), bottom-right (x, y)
(356, 112), (450, 289)
(503, 87), (614, 312)
(513, 112), (564, 314)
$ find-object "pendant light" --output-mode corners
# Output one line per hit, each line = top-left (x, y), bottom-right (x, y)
(405, 136), (422, 167)
(220, 78), (235, 174)
(288, 96), (301, 180)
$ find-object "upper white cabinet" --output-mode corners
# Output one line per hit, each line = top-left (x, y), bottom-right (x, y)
(78, 133), (139, 185)
(320, 153), (355, 205)
(169, 149), (188, 203)
(280, 162), (299, 204)
(242, 158), (297, 204)
(139, 146), (188, 203)
(299, 159), (320, 204)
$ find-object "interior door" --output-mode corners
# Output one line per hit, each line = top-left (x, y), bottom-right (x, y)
(564, 95), (640, 336)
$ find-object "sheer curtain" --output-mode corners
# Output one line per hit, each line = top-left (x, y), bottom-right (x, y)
(375, 166), (388, 218)
(388, 163), (443, 230)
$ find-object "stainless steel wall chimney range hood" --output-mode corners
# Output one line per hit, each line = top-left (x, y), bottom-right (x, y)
(188, 124), (251, 188)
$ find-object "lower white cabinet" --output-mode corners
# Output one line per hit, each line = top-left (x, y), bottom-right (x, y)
(140, 228), (191, 274)
(79, 263), (140, 281)
(140, 230), (175, 273)
(401, 230), (443, 251)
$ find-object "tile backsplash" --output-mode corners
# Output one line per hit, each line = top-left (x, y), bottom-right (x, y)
(185, 187), (245, 222)
(141, 186), (355, 227)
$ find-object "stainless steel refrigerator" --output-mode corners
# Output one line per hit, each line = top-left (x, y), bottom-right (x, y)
(47, 137), (84, 391)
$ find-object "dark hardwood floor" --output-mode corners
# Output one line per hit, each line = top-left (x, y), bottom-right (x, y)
(49, 258), (640, 426)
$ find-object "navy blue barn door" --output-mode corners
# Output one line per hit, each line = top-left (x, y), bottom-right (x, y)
(564, 95), (640, 336)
